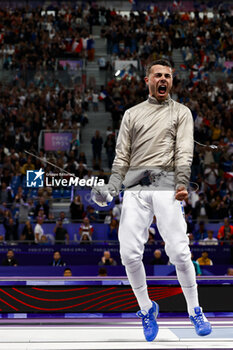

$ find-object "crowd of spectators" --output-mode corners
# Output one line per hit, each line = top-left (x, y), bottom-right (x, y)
(100, 3), (233, 72)
(0, 3), (97, 73)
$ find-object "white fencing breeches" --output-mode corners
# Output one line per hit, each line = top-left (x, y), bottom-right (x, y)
(119, 190), (190, 266)
(118, 190), (199, 314)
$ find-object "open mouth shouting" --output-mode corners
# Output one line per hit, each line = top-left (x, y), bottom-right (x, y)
(157, 84), (167, 96)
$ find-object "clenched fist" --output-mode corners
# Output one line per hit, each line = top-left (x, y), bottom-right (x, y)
(175, 185), (188, 201)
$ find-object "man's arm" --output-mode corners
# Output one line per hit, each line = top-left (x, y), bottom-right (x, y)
(175, 106), (194, 200)
(108, 110), (131, 194)
(91, 110), (131, 206)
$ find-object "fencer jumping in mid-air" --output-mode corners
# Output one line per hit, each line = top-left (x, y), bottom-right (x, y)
(92, 59), (212, 342)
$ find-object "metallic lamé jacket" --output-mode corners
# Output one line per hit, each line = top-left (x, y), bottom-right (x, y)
(110, 95), (194, 190)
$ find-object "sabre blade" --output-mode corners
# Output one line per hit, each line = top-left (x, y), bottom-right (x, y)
(24, 150), (74, 177)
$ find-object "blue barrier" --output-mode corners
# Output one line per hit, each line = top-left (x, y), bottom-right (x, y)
(0, 265), (230, 277)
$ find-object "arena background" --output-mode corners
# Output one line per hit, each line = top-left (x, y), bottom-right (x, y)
(0, 0), (232, 348)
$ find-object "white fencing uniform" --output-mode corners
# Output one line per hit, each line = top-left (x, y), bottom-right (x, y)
(106, 95), (199, 314)
(119, 189), (189, 267)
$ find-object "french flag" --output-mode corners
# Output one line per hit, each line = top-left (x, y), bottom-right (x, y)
(201, 72), (209, 80)
(173, 1), (181, 8)
(180, 64), (187, 71)
(224, 172), (233, 179)
(72, 38), (83, 53)
(99, 92), (107, 100)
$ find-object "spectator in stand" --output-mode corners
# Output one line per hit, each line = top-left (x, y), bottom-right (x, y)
(58, 211), (69, 224)
(54, 219), (69, 244)
(191, 253), (202, 276)
(227, 267), (233, 276)
(188, 233), (198, 246)
(0, 235), (6, 245)
(38, 235), (50, 246)
(147, 228), (156, 245)
(200, 230), (218, 246)
(196, 252), (213, 266)
(20, 156), (35, 178)
(70, 195), (84, 221)
(185, 209), (195, 235)
(78, 152), (87, 165)
(104, 208), (114, 225)
(86, 205), (99, 222)
(13, 186), (28, 220)
(75, 162), (88, 179)
(194, 222), (208, 241)
(98, 267), (108, 276)
(98, 250), (117, 266)
(92, 90), (99, 111)
(84, 169), (93, 184)
(210, 194), (223, 219)
(34, 216), (44, 243)
(214, 199), (230, 221)
(91, 130), (103, 169)
(104, 133), (116, 169)
(3, 215), (18, 241)
(78, 217), (94, 242)
(80, 233), (92, 244)
(50, 251), (66, 267)
(150, 249), (166, 265)
(62, 104), (73, 121)
(63, 268), (72, 276)
(34, 197), (49, 219)
(2, 249), (18, 266)
(194, 193), (211, 223)
(0, 182), (13, 205)
(217, 218), (233, 243)
(107, 218), (118, 240)
(20, 220), (34, 243)
(204, 163), (219, 192)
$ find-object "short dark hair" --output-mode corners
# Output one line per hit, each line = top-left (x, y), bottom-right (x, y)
(64, 268), (72, 273)
(145, 59), (172, 76)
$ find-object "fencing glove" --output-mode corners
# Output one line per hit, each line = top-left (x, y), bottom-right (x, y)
(91, 172), (123, 207)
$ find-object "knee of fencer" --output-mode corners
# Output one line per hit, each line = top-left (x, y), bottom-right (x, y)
(120, 247), (142, 267)
(166, 245), (191, 267)
(124, 258), (142, 273)
(175, 259), (193, 272)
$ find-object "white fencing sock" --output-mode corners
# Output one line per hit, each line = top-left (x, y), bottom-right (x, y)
(125, 260), (152, 313)
(176, 260), (199, 316)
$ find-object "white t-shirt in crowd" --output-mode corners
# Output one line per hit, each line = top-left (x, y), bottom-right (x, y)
(34, 223), (44, 243)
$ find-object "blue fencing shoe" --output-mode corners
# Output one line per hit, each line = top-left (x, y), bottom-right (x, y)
(136, 301), (159, 342)
(190, 306), (212, 336)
